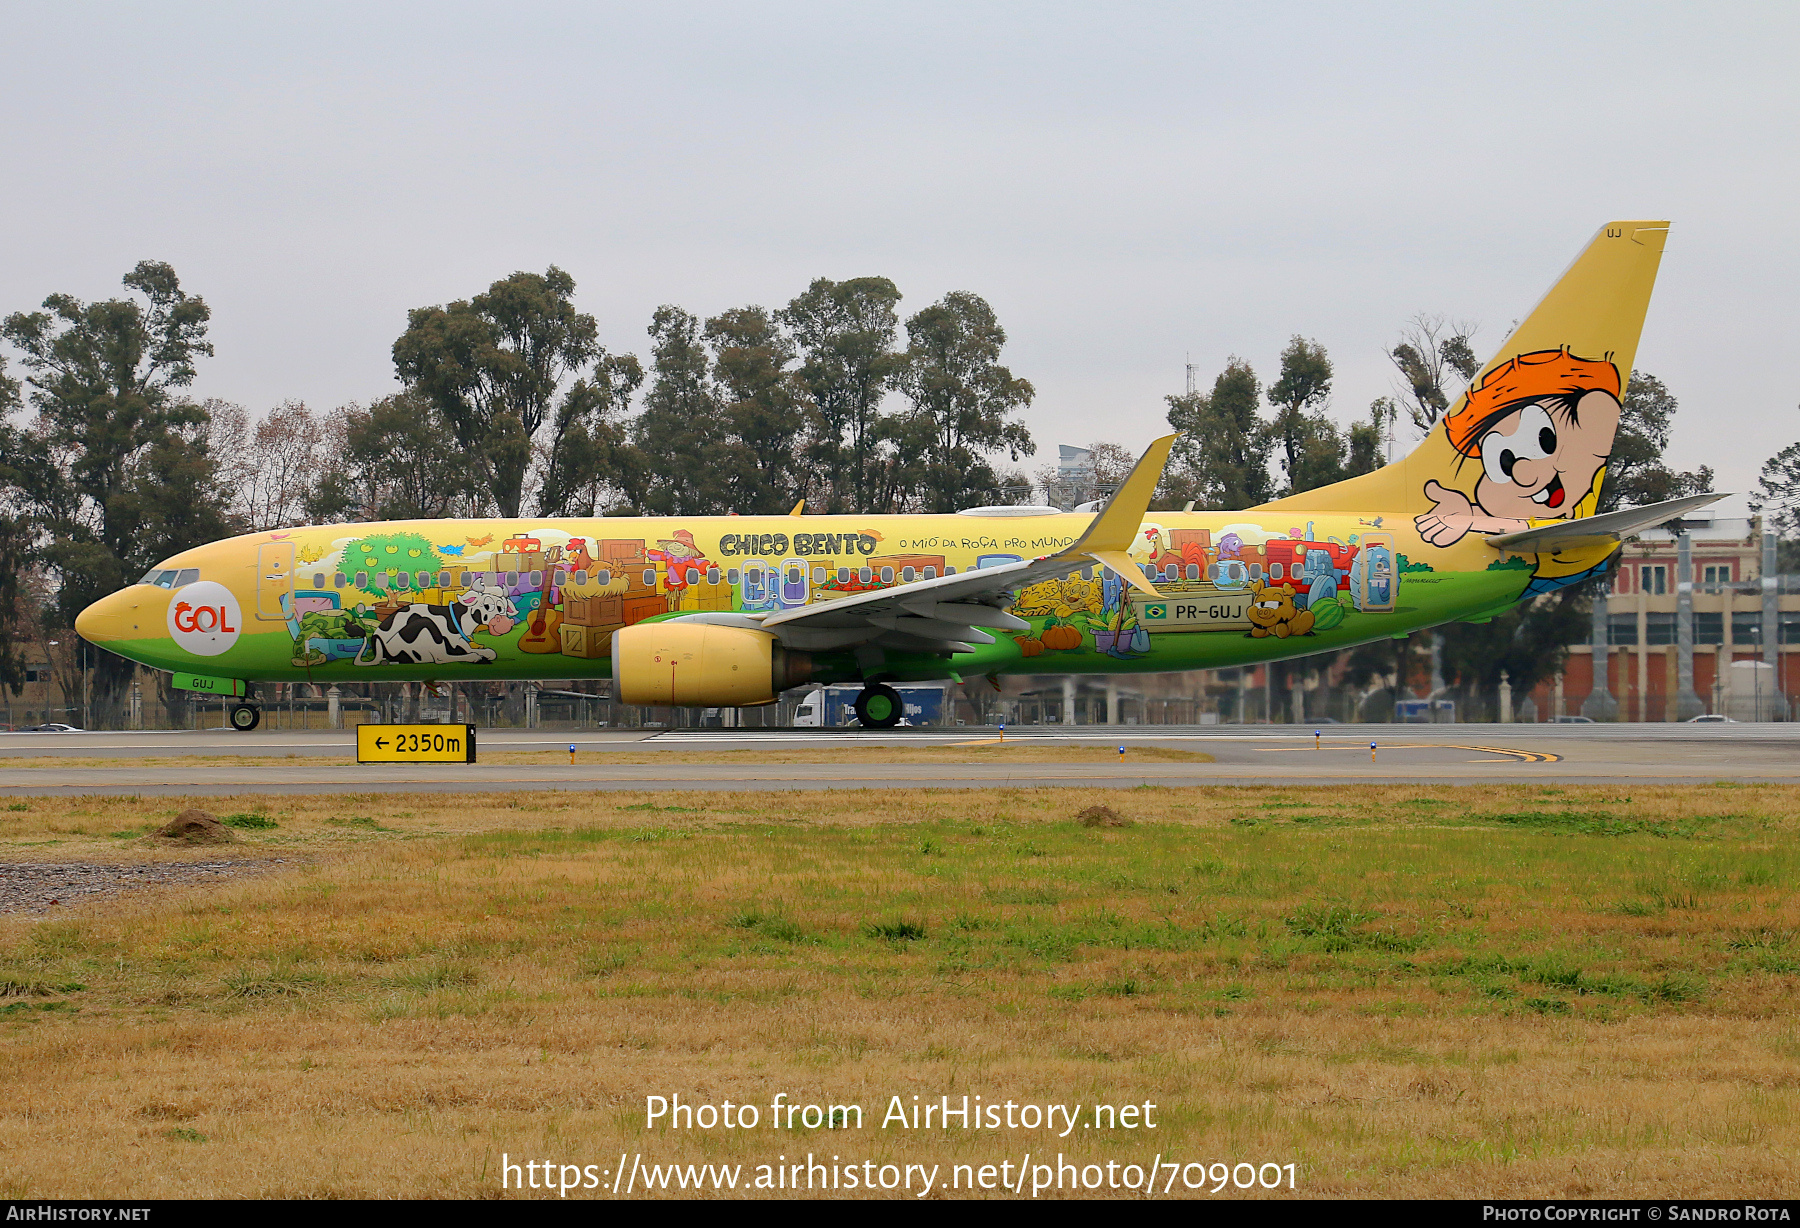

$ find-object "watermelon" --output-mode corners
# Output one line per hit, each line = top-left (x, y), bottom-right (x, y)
(1310, 597), (1346, 631)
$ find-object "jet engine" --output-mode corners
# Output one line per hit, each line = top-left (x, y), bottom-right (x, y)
(611, 622), (813, 707)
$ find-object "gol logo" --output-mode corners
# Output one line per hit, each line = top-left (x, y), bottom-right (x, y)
(166, 580), (241, 657)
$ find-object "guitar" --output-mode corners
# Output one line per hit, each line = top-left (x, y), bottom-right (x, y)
(518, 590), (564, 654)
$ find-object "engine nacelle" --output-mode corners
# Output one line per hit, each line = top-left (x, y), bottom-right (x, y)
(611, 622), (812, 707)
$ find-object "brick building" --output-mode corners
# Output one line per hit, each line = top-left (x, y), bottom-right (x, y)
(1525, 514), (1794, 722)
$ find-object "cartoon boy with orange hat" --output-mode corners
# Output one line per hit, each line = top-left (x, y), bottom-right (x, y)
(1414, 348), (1622, 594)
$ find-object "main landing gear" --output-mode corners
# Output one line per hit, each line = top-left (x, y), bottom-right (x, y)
(228, 703), (261, 732)
(852, 683), (905, 729)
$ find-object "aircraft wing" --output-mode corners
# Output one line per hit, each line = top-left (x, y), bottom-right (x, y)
(1483, 492), (1729, 553)
(668, 434), (1180, 656)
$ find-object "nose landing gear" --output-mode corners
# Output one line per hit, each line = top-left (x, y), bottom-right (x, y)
(228, 703), (261, 732)
(852, 683), (904, 729)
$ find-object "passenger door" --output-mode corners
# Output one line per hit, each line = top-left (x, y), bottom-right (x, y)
(257, 542), (295, 621)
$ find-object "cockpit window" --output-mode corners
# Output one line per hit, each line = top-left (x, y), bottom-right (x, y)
(137, 567), (198, 589)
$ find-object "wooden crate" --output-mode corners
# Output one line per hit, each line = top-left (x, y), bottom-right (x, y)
(623, 594), (668, 625)
(560, 623), (616, 659)
(565, 593), (624, 627)
(598, 538), (646, 564)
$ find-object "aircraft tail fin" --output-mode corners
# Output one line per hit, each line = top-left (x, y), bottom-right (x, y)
(1254, 220), (1670, 519)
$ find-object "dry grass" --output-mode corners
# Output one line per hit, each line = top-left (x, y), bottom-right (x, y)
(2, 783), (1799, 1198)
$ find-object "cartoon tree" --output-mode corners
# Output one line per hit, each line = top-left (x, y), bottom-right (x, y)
(343, 531), (445, 595)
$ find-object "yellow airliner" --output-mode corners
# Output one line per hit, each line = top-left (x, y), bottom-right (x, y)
(77, 221), (1719, 730)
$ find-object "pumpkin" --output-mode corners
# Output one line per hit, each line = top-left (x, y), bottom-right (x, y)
(1041, 622), (1083, 650)
(1013, 636), (1045, 657)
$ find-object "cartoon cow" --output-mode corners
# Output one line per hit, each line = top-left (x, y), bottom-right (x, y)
(354, 585), (519, 666)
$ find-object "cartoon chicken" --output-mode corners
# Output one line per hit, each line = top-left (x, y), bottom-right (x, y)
(1415, 347), (1624, 595)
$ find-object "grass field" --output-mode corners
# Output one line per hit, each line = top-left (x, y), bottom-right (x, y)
(2, 782), (1798, 1199)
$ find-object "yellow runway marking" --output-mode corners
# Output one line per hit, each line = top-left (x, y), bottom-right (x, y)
(1263, 743), (1562, 763)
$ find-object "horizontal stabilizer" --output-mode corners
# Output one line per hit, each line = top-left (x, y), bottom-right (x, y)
(1484, 492), (1728, 553)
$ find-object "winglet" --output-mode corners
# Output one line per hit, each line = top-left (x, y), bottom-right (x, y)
(789, 500), (805, 517)
(1087, 548), (1161, 596)
(1066, 432), (1179, 596)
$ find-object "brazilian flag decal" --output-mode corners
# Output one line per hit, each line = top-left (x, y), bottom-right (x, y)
(1144, 603), (1168, 620)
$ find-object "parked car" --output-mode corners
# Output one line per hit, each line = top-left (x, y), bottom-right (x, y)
(1549, 715), (1595, 723)
(1686, 713), (1737, 723)
(15, 723), (84, 732)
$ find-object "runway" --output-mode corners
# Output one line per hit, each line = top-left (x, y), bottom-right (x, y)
(0, 723), (1795, 795)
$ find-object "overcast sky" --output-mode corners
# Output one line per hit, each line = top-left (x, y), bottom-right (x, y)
(3, 2), (1795, 509)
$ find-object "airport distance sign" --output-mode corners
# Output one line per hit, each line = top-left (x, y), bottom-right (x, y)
(356, 723), (477, 764)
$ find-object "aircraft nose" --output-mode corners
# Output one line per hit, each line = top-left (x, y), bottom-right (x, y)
(76, 587), (148, 644)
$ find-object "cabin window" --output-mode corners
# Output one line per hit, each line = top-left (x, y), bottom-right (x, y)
(1270, 563), (1285, 581)
(813, 567), (826, 583)
(902, 567), (916, 582)
(1187, 564), (1200, 580)
(727, 568), (740, 585)
(176, 569), (199, 586)
(458, 571), (472, 587)
(312, 573), (325, 588)
(860, 567), (872, 584)
(597, 570), (611, 585)
(417, 571), (431, 588)
(356, 571), (369, 588)
(880, 567), (894, 584)
(394, 573), (410, 590)
(439, 570), (451, 587)
(707, 567), (720, 584)
(923, 566), (936, 579)
(837, 567), (849, 583)
(687, 567), (700, 585)
(642, 569), (655, 587)
(334, 572), (347, 589)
